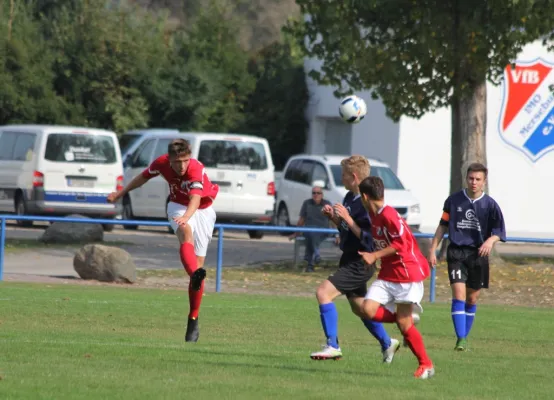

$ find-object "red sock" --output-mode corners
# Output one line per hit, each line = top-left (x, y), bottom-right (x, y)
(373, 306), (397, 323)
(179, 243), (197, 276)
(188, 280), (204, 319)
(403, 324), (432, 366)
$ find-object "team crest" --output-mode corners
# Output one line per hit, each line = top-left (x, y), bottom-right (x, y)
(499, 58), (554, 162)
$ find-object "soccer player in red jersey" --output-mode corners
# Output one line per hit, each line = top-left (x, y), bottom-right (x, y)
(107, 139), (218, 342)
(357, 176), (435, 379)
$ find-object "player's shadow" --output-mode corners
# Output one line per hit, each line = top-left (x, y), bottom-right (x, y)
(174, 350), (381, 377)
(195, 359), (381, 377)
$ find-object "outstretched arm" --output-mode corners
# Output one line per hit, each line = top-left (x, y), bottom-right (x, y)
(107, 174), (149, 203)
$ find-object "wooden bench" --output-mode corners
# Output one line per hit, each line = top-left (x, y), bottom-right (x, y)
(293, 235), (338, 266)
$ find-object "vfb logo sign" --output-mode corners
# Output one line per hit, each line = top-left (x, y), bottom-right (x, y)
(499, 59), (554, 162)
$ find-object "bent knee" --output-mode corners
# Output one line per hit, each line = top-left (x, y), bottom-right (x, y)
(177, 224), (193, 241)
(361, 300), (377, 319)
(315, 285), (333, 303)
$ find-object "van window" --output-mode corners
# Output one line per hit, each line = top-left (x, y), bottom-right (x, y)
(330, 165), (405, 190)
(197, 140), (268, 170)
(131, 139), (156, 168)
(44, 134), (117, 164)
(119, 133), (142, 154)
(0, 132), (18, 160)
(153, 138), (173, 160)
(13, 134), (36, 161)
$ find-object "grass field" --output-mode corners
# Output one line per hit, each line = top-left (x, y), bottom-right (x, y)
(1, 282), (553, 400)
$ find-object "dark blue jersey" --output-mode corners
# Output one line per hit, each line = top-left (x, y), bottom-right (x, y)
(439, 190), (506, 248)
(338, 191), (374, 257)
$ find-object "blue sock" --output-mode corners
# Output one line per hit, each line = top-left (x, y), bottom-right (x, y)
(319, 303), (339, 348)
(451, 299), (466, 339)
(465, 303), (477, 337)
(362, 319), (391, 352)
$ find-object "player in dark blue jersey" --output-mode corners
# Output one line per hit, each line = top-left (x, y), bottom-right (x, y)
(429, 163), (506, 351)
(310, 156), (400, 363)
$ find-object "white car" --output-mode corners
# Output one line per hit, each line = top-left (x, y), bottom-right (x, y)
(122, 132), (275, 238)
(275, 154), (421, 230)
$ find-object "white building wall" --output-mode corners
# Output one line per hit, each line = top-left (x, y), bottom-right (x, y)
(305, 40), (554, 238)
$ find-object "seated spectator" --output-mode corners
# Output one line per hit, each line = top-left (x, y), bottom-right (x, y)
(290, 180), (333, 272)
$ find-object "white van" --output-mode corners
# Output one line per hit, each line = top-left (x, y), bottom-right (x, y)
(0, 125), (123, 230)
(122, 132), (275, 238)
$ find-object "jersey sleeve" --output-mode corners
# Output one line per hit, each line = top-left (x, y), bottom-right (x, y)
(490, 200), (507, 242)
(187, 161), (204, 196)
(439, 196), (451, 226)
(382, 209), (406, 253)
(141, 156), (164, 180)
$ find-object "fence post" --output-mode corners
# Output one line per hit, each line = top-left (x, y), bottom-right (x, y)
(0, 217), (5, 281)
(429, 267), (436, 303)
(216, 226), (224, 293)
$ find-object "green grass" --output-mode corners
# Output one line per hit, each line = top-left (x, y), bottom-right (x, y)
(4, 238), (134, 253)
(1, 283), (553, 400)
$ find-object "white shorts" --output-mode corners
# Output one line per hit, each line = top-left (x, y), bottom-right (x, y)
(167, 201), (216, 257)
(365, 279), (424, 314)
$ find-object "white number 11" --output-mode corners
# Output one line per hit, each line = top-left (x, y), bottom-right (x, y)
(451, 269), (462, 280)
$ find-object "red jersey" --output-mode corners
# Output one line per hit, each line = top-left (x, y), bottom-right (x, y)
(371, 205), (429, 283)
(141, 155), (218, 208)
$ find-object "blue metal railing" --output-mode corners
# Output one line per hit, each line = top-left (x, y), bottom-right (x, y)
(1, 214), (554, 303)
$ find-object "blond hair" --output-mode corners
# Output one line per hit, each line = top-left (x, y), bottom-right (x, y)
(340, 155), (370, 180)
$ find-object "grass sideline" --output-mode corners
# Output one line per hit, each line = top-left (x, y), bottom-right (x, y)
(136, 257), (554, 306)
(1, 282), (553, 399)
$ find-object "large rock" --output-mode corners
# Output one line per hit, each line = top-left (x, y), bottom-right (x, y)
(73, 244), (136, 283)
(40, 214), (103, 244)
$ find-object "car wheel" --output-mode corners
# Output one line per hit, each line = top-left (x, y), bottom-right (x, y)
(276, 204), (290, 236)
(15, 195), (33, 228)
(122, 197), (138, 230)
(247, 230), (264, 239)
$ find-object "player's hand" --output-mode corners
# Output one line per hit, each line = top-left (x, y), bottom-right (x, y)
(478, 240), (494, 257)
(322, 204), (334, 218)
(333, 204), (351, 222)
(107, 192), (121, 204)
(172, 215), (189, 226)
(288, 232), (299, 241)
(358, 251), (377, 266)
(428, 249), (437, 269)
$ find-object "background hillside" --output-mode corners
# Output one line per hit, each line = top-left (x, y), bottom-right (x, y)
(128, 0), (301, 52)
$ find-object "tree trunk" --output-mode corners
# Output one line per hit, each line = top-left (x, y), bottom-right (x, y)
(450, 79), (487, 193)
(440, 79), (488, 260)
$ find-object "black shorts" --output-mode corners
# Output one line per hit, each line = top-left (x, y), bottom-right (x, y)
(327, 254), (375, 298)
(446, 245), (489, 290)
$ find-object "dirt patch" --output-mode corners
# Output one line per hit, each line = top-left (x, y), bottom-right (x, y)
(4, 257), (554, 307)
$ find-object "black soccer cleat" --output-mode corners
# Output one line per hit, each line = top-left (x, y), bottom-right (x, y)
(185, 317), (200, 342)
(190, 268), (206, 291)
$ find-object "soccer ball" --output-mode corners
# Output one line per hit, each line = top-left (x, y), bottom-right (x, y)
(338, 95), (367, 124)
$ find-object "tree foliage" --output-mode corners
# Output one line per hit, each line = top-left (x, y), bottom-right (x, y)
(0, 0), (309, 166)
(287, 0), (554, 190)
(241, 37), (309, 169)
(289, 0), (554, 121)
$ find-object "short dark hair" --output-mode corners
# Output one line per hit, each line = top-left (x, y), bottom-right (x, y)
(466, 162), (488, 178)
(168, 139), (191, 157)
(358, 176), (384, 201)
